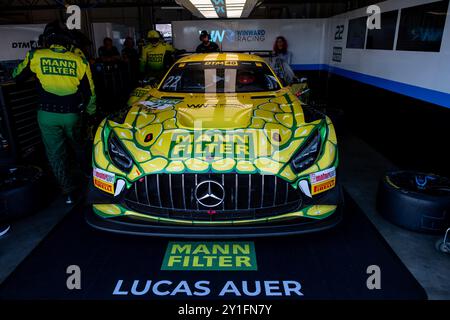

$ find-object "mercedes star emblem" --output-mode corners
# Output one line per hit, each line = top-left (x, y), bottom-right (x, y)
(194, 180), (225, 208)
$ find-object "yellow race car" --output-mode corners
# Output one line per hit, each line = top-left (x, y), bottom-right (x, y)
(87, 53), (342, 237)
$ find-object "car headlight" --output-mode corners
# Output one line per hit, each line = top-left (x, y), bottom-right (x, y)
(291, 130), (322, 173)
(108, 133), (133, 173)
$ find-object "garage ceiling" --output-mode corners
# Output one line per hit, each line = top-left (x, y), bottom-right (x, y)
(0, 0), (382, 18)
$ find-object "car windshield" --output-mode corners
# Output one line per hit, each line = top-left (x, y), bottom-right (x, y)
(159, 60), (281, 93)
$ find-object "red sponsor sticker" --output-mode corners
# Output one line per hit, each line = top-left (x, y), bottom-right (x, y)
(93, 177), (114, 194)
(311, 178), (336, 195)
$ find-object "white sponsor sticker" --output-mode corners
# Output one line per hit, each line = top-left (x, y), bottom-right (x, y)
(93, 168), (115, 195)
(93, 168), (115, 183)
(140, 98), (180, 110)
(310, 167), (336, 184)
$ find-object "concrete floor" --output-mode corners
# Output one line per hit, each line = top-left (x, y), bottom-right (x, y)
(339, 134), (450, 300)
(0, 133), (449, 299)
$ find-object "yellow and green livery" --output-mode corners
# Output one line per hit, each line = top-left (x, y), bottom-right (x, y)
(87, 53), (342, 237)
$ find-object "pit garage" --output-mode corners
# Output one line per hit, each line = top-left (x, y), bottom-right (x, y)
(0, 0), (449, 306)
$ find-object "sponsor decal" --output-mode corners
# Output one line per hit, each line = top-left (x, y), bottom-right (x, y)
(332, 46), (343, 62)
(93, 168), (115, 195)
(312, 178), (336, 195)
(186, 104), (206, 108)
(204, 60), (238, 66)
(40, 57), (77, 77)
(11, 40), (38, 49)
(147, 52), (164, 63)
(140, 98), (180, 110)
(132, 88), (150, 98)
(170, 131), (254, 160)
(186, 103), (245, 109)
(208, 29), (266, 43)
(310, 167), (336, 195)
(310, 167), (336, 184)
(161, 241), (257, 271)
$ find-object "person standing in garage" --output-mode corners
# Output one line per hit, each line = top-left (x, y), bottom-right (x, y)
(271, 36), (295, 85)
(196, 30), (220, 53)
(12, 21), (96, 204)
(139, 30), (176, 80)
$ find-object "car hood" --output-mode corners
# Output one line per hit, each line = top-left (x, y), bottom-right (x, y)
(101, 90), (326, 182)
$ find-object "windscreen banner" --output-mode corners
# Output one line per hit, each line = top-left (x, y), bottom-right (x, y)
(172, 19), (327, 65)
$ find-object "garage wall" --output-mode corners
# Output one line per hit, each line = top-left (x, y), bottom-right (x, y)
(323, 0), (450, 177)
(324, 0), (450, 108)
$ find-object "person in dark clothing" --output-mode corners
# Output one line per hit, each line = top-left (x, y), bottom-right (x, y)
(122, 36), (139, 65)
(69, 29), (94, 63)
(122, 36), (139, 84)
(196, 30), (220, 53)
(98, 37), (120, 63)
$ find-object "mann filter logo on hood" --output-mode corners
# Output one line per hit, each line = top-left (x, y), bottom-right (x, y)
(162, 242), (257, 271)
(170, 131), (253, 160)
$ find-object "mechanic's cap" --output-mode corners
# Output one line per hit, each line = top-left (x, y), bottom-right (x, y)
(43, 20), (63, 38)
(43, 20), (71, 46)
(147, 30), (160, 40)
(199, 30), (210, 41)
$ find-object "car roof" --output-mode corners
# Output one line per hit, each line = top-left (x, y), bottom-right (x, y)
(177, 53), (266, 63)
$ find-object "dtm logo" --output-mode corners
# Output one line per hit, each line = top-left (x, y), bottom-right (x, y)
(12, 40), (38, 49)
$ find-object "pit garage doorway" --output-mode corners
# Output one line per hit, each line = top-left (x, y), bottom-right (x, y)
(0, 0), (449, 304)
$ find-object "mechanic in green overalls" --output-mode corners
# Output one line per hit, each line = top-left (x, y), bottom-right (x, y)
(13, 21), (96, 204)
(139, 30), (176, 80)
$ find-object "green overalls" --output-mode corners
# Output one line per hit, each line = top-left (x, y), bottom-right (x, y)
(13, 44), (96, 194)
(139, 42), (175, 79)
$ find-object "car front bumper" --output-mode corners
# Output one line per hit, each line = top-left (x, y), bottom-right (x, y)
(85, 180), (343, 238)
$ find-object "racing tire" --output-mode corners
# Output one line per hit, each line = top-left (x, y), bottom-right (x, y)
(376, 171), (450, 234)
(435, 238), (450, 254)
(0, 165), (44, 223)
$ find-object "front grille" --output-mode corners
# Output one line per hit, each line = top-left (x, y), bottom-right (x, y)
(124, 173), (302, 221)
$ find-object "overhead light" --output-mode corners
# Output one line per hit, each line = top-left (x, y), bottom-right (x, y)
(227, 9), (244, 18)
(226, 0), (245, 18)
(176, 0), (257, 19)
(189, 0), (219, 18)
(202, 10), (219, 18)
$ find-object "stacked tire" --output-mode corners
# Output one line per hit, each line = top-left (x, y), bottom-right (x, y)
(377, 171), (450, 234)
(0, 165), (44, 223)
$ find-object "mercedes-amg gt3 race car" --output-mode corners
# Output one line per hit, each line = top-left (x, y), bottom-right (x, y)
(87, 53), (342, 237)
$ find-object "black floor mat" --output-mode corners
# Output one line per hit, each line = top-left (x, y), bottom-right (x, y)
(0, 192), (426, 300)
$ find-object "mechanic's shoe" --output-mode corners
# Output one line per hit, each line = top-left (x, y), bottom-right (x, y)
(65, 195), (74, 205)
(65, 188), (84, 205)
(0, 225), (11, 237)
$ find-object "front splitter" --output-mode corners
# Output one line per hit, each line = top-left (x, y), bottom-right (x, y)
(85, 205), (343, 238)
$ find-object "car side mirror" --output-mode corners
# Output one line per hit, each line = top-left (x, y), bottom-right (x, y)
(292, 77), (308, 84)
(139, 76), (158, 88)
